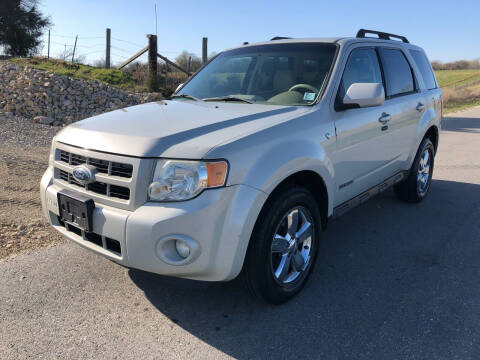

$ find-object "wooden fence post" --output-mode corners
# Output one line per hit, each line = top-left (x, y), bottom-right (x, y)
(202, 37), (208, 65)
(187, 56), (192, 74)
(71, 35), (78, 62)
(47, 30), (50, 59)
(106, 28), (111, 69)
(147, 34), (158, 92)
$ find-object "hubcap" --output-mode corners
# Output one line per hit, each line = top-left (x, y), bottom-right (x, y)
(270, 206), (314, 284)
(417, 149), (431, 196)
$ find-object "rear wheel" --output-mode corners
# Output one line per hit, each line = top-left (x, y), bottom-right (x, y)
(395, 138), (435, 203)
(242, 186), (322, 305)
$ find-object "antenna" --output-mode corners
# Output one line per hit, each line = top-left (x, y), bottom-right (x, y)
(154, 4), (158, 36)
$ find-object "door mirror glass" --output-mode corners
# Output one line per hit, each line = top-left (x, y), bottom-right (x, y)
(342, 82), (385, 108)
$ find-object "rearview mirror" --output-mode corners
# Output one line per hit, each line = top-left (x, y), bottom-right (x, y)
(342, 83), (385, 109)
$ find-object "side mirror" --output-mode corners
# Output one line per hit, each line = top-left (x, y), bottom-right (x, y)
(342, 83), (385, 109)
(175, 83), (184, 93)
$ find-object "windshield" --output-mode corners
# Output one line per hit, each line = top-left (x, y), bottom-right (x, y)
(177, 43), (337, 106)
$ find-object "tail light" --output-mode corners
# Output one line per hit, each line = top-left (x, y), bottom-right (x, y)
(440, 97), (444, 118)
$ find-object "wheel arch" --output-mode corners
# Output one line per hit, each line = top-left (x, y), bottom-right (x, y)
(256, 170), (330, 232)
(424, 125), (439, 154)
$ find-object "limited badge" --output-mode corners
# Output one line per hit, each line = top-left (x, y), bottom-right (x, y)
(303, 92), (316, 101)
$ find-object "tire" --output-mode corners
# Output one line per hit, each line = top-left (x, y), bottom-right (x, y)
(242, 186), (322, 305)
(394, 138), (435, 203)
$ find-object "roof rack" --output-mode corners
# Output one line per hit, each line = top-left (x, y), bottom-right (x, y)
(270, 36), (291, 41)
(356, 29), (409, 43)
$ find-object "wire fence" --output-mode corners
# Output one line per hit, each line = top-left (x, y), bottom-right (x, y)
(40, 29), (200, 67)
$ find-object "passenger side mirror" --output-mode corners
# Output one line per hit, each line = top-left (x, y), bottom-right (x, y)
(342, 83), (385, 109)
(175, 83), (184, 93)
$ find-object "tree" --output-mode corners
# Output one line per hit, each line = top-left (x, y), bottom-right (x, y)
(57, 45), (73, 61)
(175, 51), (202, 72)
(0, 0), (51, 57)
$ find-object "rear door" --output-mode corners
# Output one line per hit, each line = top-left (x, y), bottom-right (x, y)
(408, 48), (443, 134)
(377, 47), (424, 169)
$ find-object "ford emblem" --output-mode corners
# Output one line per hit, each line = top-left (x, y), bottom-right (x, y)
(72, 165), (96, 185)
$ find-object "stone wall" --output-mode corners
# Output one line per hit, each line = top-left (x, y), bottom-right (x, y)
(0, 61), (161, 126)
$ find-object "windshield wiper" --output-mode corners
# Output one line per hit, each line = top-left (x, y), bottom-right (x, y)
(170, 94), (202, 102)
(202, 96), (254, 104)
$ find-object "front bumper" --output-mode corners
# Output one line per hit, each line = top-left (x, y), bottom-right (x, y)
(40, 166), (267, 281)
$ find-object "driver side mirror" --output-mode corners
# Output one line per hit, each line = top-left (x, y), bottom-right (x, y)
(341, 83), (385, 109)
(175, 83), (184, 93)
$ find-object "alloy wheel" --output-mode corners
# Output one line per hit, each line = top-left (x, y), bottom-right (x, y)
(270, 206), (314, 284)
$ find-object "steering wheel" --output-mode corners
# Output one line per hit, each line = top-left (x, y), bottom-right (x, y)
(288, 84), (319, 94)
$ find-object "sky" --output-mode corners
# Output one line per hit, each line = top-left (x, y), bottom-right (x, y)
(38, 0), (480, 65)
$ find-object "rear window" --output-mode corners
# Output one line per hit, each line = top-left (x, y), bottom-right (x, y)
(409, 50), (437, 90)
(380, 48), (415, 97)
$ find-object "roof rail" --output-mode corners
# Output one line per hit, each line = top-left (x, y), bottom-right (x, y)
(270, 36), (291, 41)
(356, 29), (409, 43)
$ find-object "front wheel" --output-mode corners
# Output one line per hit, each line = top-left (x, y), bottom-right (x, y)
(242, 186), (322, 305)
(395, 138), (435, 203)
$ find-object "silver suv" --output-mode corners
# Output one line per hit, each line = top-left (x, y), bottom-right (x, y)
(41, 29), (442, 304)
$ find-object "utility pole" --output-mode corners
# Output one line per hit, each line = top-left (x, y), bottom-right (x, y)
(71, 35), (78, 62)
(202, 37), (208, 65)
(147, 34), (158, 91)
(106, 28), (111, 68)
(47, 30), (50, 59)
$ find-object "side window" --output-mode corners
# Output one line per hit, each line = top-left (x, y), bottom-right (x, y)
(338, 48), (383, 101)
(380, 48), (415, 97)
(409, 50), (437, 90)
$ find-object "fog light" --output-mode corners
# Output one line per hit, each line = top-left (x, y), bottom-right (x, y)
(175, 240), (190, 258)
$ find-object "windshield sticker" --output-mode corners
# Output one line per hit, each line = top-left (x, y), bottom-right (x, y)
(303, 92), (316, 101)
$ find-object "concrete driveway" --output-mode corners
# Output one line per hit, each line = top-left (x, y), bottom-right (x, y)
(1, 108), (480, 359)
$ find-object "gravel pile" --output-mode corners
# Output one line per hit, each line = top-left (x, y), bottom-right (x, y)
(0, 61), (162, 125)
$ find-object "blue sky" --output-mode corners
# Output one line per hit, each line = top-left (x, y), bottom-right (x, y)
(39, 0), (480, 65)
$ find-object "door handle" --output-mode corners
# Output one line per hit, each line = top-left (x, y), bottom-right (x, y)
(378, 112), (391, 124)
(416, 102), (425, 112)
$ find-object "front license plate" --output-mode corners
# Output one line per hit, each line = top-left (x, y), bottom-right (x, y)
(57, 190), (95, 232)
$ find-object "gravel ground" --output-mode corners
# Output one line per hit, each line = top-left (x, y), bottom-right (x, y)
(0, 113), (64, 259)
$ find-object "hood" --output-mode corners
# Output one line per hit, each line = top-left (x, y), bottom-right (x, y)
(55, 100), (310, 158)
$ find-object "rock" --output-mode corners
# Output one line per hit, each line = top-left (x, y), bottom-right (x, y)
(0, 61), (164, 126)
(33, 116), (53, 125)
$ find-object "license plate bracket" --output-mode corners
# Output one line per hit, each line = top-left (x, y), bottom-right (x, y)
(57, 190), (95, 232)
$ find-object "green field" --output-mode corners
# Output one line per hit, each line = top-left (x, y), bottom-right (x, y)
(434, 69), (480, 88)
(10, 57), (139, 91)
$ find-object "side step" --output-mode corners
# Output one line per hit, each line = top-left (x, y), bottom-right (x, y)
(332, 171), (407, 219)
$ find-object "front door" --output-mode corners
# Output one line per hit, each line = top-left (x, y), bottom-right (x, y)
(330, 47), (399, 206)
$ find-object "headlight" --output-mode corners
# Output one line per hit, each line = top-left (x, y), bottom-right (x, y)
(148, 159), (228, 201)
(49, 137), (56, 165)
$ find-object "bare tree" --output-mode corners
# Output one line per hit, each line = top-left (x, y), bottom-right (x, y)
(58, 45), (73, 61)
(175, 51), (202, 72)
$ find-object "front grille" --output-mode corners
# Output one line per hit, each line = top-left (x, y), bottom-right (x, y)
(58, 170), (130, 200)
(59, 150), (133, 178)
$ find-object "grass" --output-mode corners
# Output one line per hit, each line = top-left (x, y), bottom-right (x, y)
(9, 57), (141, 91)
(434, 70), (480, 114)
(435, 69), (480, 88)
(443, 99), (480, 114)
